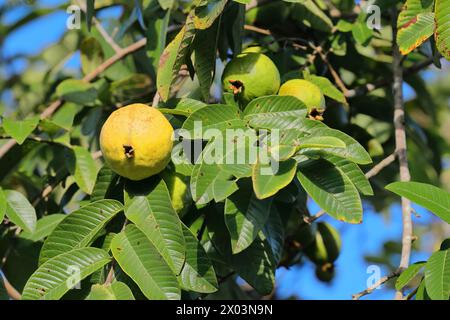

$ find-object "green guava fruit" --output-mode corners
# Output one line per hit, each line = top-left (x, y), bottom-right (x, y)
(161, 171), (191, 216)
(304, 222), (341, 264)
(315, 263), (335, 283)
(222, 52), (280, 105)
(278, 79), (326, 113)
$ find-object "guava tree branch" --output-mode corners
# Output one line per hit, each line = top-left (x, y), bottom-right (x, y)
(392, 9), (413, 300)
(352, 270), (401, 300)
(0, 38), (148, 160)
(0, 269), (21, 300)
(304, 151), (398, 224)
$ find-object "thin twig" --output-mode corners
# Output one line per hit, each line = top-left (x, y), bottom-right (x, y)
(352, 270), (400, 300)
(243, 24), (271, 36)
(392, 9), (413, 300)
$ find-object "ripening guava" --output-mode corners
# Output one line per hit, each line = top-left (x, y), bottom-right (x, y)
(100, 103), (173, 181)
(278, 79), (326, 113)
(222, 51), (280, 105)
(304, 222), (341, 264)
(161, 170), (191, 216)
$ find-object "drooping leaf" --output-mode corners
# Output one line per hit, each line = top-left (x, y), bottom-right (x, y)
(297, 158), (363, 223)
(110, 225), (180, 300)
(424, 249), (450, 300)
(225, 180), (273, 253)
(178, 224), (218, 293)
(39, 200), (123, 265)
(85, 281), (135, 300)
(124, 178), (186, 275)
(20, 214), (66, 242)
(22, 248), (111, 300)
(2, 116), (40, 145)
(262, 205), (284, 264)
(386, 182), (450, 224)
(4, 190), (37, 233)
(435, 0), (450, 60)
(157, 13), (196, 101)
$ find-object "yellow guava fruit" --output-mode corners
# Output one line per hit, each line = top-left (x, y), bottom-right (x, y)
(100, 103), (174, 181)
(278, 79), (325, 113)
(222, 52), (280, 105)
(161, 170), (191, 216)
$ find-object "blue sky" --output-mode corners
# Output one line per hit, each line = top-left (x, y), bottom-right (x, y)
(1, 0), (446, 300)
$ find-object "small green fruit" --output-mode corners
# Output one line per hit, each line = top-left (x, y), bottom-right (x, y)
(278, 79), (325, 112)
(222, 52), (280, 105)
(161, 171), (191, 216)
(304, 222), (341, 264)
(315, 263), (335, 283)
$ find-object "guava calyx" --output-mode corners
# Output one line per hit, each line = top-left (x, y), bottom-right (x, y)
(123, 145), (135, 159)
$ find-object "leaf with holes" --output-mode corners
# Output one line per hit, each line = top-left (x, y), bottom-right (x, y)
(435, 0), (450, 60)
(22, 247), (111, 300)
(39, 199), (123, 265)
(111, 225), (180, 300)
(425, 249), (450, 300)
(5, 190), (36, 233)
(297, 158), (363, 223)
(124, 178), (185, 275)
(386, 182), (450, 224)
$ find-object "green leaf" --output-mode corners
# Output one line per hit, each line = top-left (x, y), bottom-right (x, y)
(262, 205), (284, 264)
(109, 74), (153, 103)
(56, 79), (98, 105)
(182, 104), (245, 138)
(193, 20), (219, 100)
(20, 214), (66, 242)
(301, 120), (372, 164)
(396, 261), (426, 291)
(297, 136), (346, 149)
(352, 15), (373, 45)
(424, 249), (450, 300)
(385, 182), (450, 224)
(4, 190), (36, 233)
(91, 165), (119, 202)
(86, 282), (135, 300)
(0, 187), (6, 223)
(397, 12), (435, 55)
(157, 14), (196, 101)
(290, 0), (333, 33)
(308, 75), (347, 104)
(39, 199), (123, 265)
(225, 180), (273, 253)
(178, 224), (218, 293)
(194, 0), (227, 29)
(435, 0), (450, 60)
(22, 248), (111, 300)
(158, 0), (174, 10)
(86, 0), (95, 31)
(66, 146), (99, 195)
(243, 95), (307, 130)
(231, 233), (276, 295)
(111, 225), (180, 300)
(124, 178), (186, 275)
(397, 0), (434, 27)
(416, 278), (431, 300)
(80, 37), (104, 75)
(297, 158), (363, 223)
(146, 9), (170, 76)
(252, 159), (297, 199)
(2, 116), (40, 145)
(322, 155), (373, 196)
